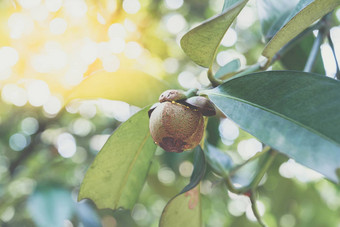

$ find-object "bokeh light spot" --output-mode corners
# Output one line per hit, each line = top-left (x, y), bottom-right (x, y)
(0, 47), (19, 69)
(0, 67), (12, 80)
(124, 42), (142, 59)
(179, 161), (193, 177)
(64, 0), (88, 18)
(178, 71), (200, 89)
(123, 0), (141, 14)
(18, 0), (41, 10)
(165, 0), (184, 10)
(163, 58), (179, 74)
(219, 118), (239, 141)
(9, 133), (28, 151)
(26, 80), (51, 107)
(43, 96), (62, 115)
(1, 84), (27, 106)
(103, 55), (120, 72)
(49, 18), (67, 35)
(221, 28), (238, 47)
(21, 117), (39, 135)
(0, 206), (15, 222)
(71, 118), (93, 137)
(165, 13), (187, 34)
(108, 23), (127, 39)
(57, 133), (77, 158)
(8, 13), (35, 39)
(109, 37), (125, 54)
(237, 138), (262, 160)
(158, 167), (176, 185)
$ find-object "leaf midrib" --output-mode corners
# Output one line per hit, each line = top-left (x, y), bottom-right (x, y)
(206, 92), (340, 146)
(114, 132), (151, 208)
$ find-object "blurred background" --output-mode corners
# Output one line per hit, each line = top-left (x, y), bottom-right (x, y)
(0, 0), (340, 226)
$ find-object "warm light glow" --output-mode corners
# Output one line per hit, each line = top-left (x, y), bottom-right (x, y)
(123, 0), (141, 14)
(102, 55), (120, 72)
(0, 47), (19, 68)
(164, 13), (187, 34)
(0, 67), (12, 80)
(49, 18), (68, 35)
(18, 0), (42, 9)
(109, 37), (125, 54)
(64, 0), (88, 18)
(1, 84), (28, 107)
(43, 96), (62, 115)
(1, 0), (157, 109)
(8, 13), (35, 39)
(108, 23), (127, 39)
(124, 42), (142, 59)
(45, 0), (63, 12)
(26, 80), (51, 107)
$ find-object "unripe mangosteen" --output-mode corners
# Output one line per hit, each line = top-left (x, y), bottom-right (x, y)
(159, 89), (186, 103)
(149, 101), (204, 153)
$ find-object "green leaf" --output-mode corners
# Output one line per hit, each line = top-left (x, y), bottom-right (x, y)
(204, 144), (233, 176)
(223, 0), (243, 11)
(66, 70), (169, 107)
(180, 0), (248, 68)
(160, 146), (206, 227)
(280, 34), (325, 75)
(215, 59), (241, 79)
(201, 71), (340, 183)
(27, 184), (74, 227)
(262, 0), (340, 60)
(257, 0), (299, 40)
(78, 107), (157, 209)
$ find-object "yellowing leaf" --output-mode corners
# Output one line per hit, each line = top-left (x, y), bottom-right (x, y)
(262, 0), (340, 61)
(160, 146), (205, 227)
(66, 70), (169, 107)
(160, 186), (201, 227)
(180, 0), (248, 68)
(78, 107), (157, 209)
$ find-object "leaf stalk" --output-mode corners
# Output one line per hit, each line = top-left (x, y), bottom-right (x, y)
(207, 68), (223, 87)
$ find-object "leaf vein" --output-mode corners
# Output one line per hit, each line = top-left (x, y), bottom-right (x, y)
(114, 132), (151, 208)
(207, 92), (340, 146)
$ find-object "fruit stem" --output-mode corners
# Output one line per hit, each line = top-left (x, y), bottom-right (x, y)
(207, 67), (223, 87)
(229, 146), (271, 176)
(184, 88), (198, 98)
(249, 149), (277, 189)
(303, 27), (326, 72)
(327, 33), (340, 79)
(249, 190), (267, 227)
(223, 148), (277, 194)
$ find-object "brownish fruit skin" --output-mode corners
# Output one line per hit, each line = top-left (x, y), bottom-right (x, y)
(149, 101), (204, 152)
(159, 90), (186, 103)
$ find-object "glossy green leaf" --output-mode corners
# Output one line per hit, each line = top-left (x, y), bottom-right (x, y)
(204, 144), (233, 176)
(201, 71), (340, 183)
(180, 0), (248, 67)
(223, 0), (243, 11)
(78, 107), (157, 209)
(215, 59), (241, 79)
(160, 146), (206, 227)
(280, 34), (325, 75)
(27, 184), (74, 227)
(257, 0), (299, 40)
(66, 70), (169, 107)
(262, 0), (340, 60)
